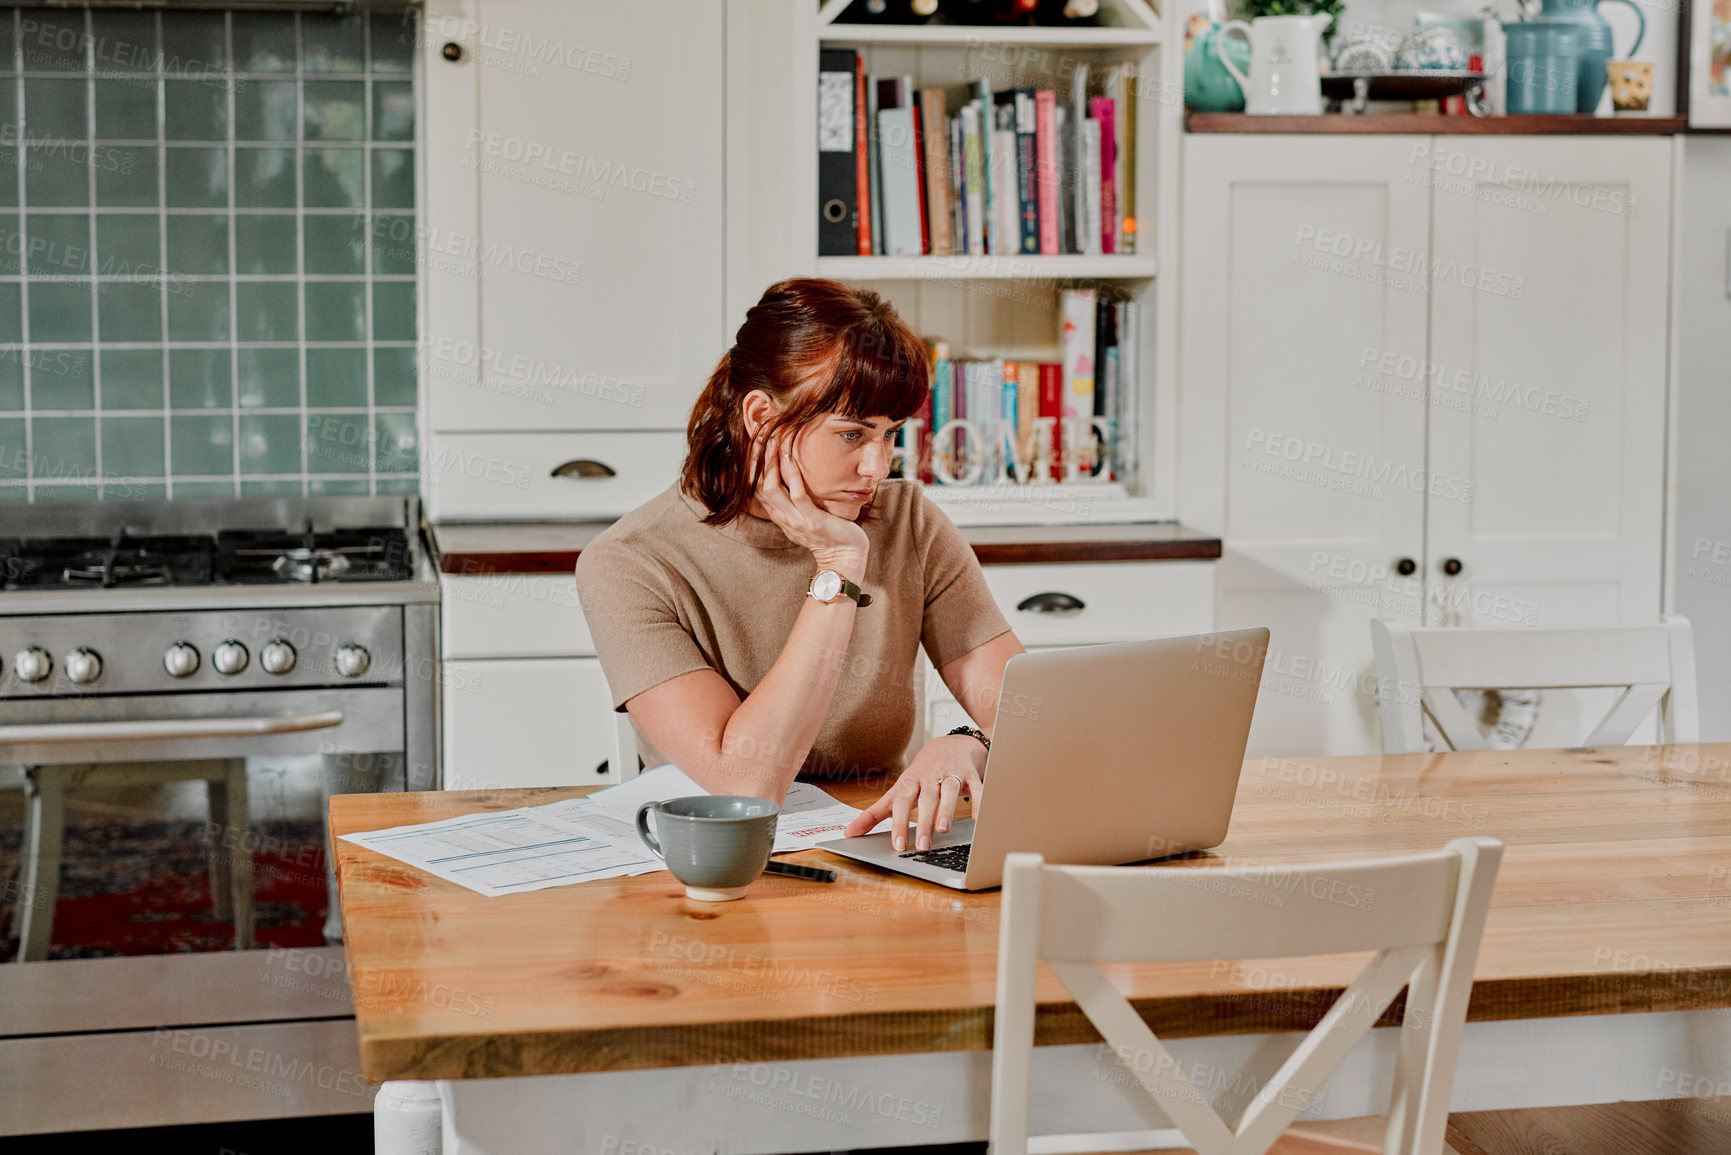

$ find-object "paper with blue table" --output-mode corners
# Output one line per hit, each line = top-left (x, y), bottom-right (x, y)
(338, 764), (890, 898)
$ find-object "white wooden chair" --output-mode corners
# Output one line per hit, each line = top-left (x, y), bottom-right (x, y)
(12, 758), (253, 962)
(991, 837), (1504, 1155)
(1368, 617), (1698, 754)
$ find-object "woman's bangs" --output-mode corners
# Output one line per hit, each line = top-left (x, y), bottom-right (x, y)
(825, 324), (930, 422)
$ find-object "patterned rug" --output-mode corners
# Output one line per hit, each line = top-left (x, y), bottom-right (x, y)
(0, 819), (331, 962)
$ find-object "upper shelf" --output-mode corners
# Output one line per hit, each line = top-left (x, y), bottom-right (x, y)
(817, 254), (1157, 279)
(1185, 113), (1690, 135)
(818, 24), (1161, 46)
(816, 0), (1163, 48)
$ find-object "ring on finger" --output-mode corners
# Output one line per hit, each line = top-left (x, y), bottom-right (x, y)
(942, 774), (964, 789)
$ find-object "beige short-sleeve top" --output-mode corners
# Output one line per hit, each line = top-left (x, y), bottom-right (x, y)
(572, 479), (1011, 779)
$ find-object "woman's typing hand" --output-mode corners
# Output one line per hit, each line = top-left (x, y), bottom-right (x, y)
(841, 733), (987, 852)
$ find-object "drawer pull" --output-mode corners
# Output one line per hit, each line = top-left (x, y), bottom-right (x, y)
(1016, 591), (1085, 617)
(551, 459), (617, 480)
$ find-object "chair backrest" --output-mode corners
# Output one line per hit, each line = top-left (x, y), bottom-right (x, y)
(611, 713), (642, 782)
(990, 838), (1504, 1155)
(1369, 616), (1698, 754)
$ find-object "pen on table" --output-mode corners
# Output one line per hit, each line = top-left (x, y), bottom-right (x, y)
(764, 860), (837, 883)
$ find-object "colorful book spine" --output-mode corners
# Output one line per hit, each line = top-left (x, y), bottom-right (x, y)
(1038, 362), (1063, 478)
(1016, 359), (1039, 477)
(1000, 360), (1020, 480)
(990, 107), (1018, 257)
(920, 88), (952, 256)
(997, 89), (1039, 255)
(854, 64), (872, 255)
(1120, 64), (1137, 255)
(930, 339), (951, 483)
(878, 102), (921, 257)
(866, 74), (882, 255)
(1060, 288), (1097, 478)
(962, 103), (986, 258)
(1034, 90), (1059, 257)
(1089, 95), (1116, 255)
(1080, 117), (1102, 259)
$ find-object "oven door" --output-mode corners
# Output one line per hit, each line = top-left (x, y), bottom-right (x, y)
(0, 686), (403, 1124)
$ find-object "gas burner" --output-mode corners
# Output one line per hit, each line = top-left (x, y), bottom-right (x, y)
(63, 563), (173, 587)
(216, 523), (413, 585)
(271, 548), (354, 583)
(8, 531), (216, 590)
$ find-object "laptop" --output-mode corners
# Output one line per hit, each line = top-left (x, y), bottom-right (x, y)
(815, 627), (1269, 890)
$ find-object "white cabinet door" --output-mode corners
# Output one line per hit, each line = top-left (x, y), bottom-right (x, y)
(1425, 138), (1669, 631)
(1181, 136), (1431, 758)
(442, 658), (620, 789)
(422, 0), (725, 433)
(921, 560), (1217, 743)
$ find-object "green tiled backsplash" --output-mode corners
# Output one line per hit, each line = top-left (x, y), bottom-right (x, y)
(0, 6), (418, 502)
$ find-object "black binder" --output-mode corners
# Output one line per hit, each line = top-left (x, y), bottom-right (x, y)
(818, 48), (860, 256)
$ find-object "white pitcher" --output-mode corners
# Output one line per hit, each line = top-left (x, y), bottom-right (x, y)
(1216, 14), (1333, 115)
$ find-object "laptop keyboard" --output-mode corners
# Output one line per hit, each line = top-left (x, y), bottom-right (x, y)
(899, 843), (972, 872)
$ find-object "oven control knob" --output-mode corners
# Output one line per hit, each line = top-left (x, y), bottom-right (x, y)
(260, 639), (297, 675)
(65, 647), (102, 684)
(162, 642), (200, 678)
(334, 644), (371, 679)
(213, 641), (249, 675)
(14, 647), (52, 683)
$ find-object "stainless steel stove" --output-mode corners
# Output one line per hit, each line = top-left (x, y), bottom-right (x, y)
(0, 496), (441, 1134)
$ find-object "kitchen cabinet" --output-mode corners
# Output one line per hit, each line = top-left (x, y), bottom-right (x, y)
(440, 574), (620, 788)
(1179, 134), (1672, 757)
(419, 0), (726, 518)
(923, 560), (1217, 739)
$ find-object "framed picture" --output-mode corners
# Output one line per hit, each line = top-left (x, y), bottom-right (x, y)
(1689, 0), (1731, 126)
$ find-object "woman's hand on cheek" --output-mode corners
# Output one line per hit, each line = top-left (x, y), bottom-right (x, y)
(839, 736), (984, 851)
(753, 428), (869, 571)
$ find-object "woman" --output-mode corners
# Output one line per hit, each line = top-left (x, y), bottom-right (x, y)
(574, 278), (1026, 853)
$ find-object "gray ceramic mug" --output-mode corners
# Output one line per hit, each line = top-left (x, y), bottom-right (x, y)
(635, 795), (779, 901)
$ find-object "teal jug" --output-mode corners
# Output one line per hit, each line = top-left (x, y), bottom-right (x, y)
(1532, 0), (1645, 113)
(1186, 23), (1250, 112)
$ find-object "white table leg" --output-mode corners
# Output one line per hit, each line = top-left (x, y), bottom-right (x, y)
(376, 1079), (443, 1155)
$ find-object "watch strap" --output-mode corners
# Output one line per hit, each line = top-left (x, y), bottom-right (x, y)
(840, 577), (872, 608)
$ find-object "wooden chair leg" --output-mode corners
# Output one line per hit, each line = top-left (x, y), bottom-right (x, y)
(207, 770), (234, 922)
(209, 760), (254, 950)
(17, 767), (67, 964)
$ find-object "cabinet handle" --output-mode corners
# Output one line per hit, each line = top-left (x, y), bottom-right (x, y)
(551, 459), (617, 480)
(1441, 557), (1463, 577)
(1016, 591), (1085, 616)
(1395, 557), (1417, 577)
(441, 41), (464, 62)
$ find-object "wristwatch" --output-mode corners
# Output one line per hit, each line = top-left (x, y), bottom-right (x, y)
(808, 569), (872, 608)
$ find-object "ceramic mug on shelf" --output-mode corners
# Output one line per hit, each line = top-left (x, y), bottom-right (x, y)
(1607, 59), (1653, 111)
(636, 794), (779, 902)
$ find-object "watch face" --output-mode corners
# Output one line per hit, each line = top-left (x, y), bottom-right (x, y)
(811, 570), (842, 602)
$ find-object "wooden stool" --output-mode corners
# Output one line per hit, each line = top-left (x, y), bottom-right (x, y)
(14, 758), (253, 962)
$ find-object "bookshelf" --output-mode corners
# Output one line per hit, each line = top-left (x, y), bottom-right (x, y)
(800, 0), (1183, 526)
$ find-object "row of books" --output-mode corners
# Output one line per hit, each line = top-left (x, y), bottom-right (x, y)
(890, 289), (1137, 484)
(817, 52), (1139, 258)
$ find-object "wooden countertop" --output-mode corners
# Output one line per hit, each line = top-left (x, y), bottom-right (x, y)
(431, 518), (1222, 575)
(1186, 113), (1689, 134)
(331, 744), (1731, 1083)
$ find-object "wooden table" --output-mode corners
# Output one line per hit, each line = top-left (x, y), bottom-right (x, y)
(332, 744), (1731, 1154)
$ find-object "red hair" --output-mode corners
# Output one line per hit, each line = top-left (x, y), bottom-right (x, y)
(682, 278), (929, 527)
